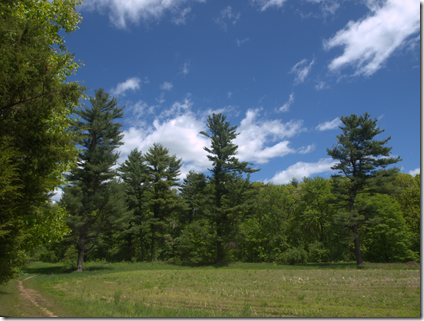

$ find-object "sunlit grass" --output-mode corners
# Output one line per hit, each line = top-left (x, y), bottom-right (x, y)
(22, 262), (420, 317)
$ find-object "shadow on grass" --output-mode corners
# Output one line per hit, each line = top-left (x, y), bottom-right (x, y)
(23, 264), (113, 276)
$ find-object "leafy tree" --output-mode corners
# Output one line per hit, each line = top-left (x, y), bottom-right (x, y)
(0, 0), (84, 284)
(118, 148), (152, 261)
(143, 143), (186, 261)
(327, 112), (401, 265)
(359, 194), (417, 262)
(61, 89), (132, 271)
(200, 113), (259, 264)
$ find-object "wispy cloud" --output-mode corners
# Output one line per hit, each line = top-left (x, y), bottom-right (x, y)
(236, 37), (250, 47)
(298, 144), (315, 154)
(324, 0), (419, 77)
(252, 0), (288, 11)
(278, 92), (294, 112)
(305, 0), (340, 17)
(266, 158), (336, 184)
(214, 6), (240, 31)
(409, 168), (420, 176)
(111, 77), (143, 96)
(182, 60), (191, 75)
(315, 81), (328, 90)
(227, 91), (233, 98)
(81, 0), (203, 29)
(316, 117), (342, 131)
(156, 92), (166, 104)
(172, 7), (191, 25)
(160, 81), (173, 91)
(290, 58), (315, 84)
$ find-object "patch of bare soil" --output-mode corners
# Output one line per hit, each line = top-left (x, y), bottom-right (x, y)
(17, 276), (57, 317)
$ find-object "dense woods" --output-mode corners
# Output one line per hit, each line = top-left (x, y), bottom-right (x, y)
(0, 0), (420, 281)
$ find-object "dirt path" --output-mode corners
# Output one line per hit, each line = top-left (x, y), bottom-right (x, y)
(17, 276), (57, 317)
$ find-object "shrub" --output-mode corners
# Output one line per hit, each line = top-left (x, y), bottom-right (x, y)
(276, 246), (308, 265)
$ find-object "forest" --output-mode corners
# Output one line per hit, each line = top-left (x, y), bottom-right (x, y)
(0, 0), (420, 286)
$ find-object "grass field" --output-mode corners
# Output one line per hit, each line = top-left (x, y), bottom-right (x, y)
(0, 261), (420, 317)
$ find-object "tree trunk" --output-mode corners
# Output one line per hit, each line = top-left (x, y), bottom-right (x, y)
(352, 225), (363, 265)
(77, 242), (85, 272)
(140, 228), (145, 261)
(216, 225), (222, 264)
(128, 232), (133, 260)
(151, 226), (155, 262)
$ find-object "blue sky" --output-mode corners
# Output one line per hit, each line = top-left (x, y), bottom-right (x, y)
(55, 0), (419, 200)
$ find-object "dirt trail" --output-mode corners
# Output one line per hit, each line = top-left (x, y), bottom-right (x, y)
(17, 275), (57, 317)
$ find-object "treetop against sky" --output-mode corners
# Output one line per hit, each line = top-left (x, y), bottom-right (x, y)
(53, 0), (419, 201)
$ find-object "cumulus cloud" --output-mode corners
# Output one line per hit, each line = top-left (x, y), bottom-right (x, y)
(214, 6), (240, 31)
(119, 102), (309, 180)
(278, 92), (294, 112)
(81, 0), (204, 29)
(409, 168), (420, 176)
(252, 0), (288, 11)
(316, 117), (342, 131)
(266, 158), (337, 184)
(111, 77), (143, 96)
(236, 37), (250, 47)
(50, 188), (63, 203)
(324, 0), (419, 76)
(290, 58), (315, 84)
(160, 81), (173, 90)
(235, 109), (307, 164)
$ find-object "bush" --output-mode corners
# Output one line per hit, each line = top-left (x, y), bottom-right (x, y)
(308, 241), (330, 263)
(34, 246), (58, 263)
(276, 246), (308, 265)
(62, 246), (78, 270)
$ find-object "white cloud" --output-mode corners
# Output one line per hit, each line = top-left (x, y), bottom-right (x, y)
(236, 37), (250, 47)
(324, 0), (419, 76)
(227, 91), (232, 98)
(290, 58), (315, 84)
(50, 188), (63, 203)
(409, 168), (420, 176)
(315, 81), (327, 90)
(119, 102), (309, 180)
(278, 92), (294, 112)
(235, 109), (306, 164)
(156, 92), (166, 104)
(172, 6), (191, 25)
(111, 77), (142, 96)
(182, 60), (191, 75)
(298, 144), (315, 154)
(266, 158), (337, 184)
(214, 6), (240, 31)
(160, 81), (173, 90)
(252, 0), (288, 11)
(81, 0), (203, 29)
(316, 117), (342, 131)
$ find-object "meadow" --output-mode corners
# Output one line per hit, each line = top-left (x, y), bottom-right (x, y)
(1, 261), (420, 317)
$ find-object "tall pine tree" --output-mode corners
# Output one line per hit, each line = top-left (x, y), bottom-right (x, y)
(143, 143), (187, 261)
(327, 112), (401, 265)
(200, 113), (259, 264)
(118, 148), (152, 261)
(61, 89), (132, 271)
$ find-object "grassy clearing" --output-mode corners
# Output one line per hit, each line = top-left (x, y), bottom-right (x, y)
(3, 261), (420, 317)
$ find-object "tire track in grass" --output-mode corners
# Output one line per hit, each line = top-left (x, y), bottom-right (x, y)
(17, 276), (57, 317)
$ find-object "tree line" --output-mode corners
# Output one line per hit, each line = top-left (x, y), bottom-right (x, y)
(0, 0), (420, 283)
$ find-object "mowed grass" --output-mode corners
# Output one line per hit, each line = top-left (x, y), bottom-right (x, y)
(9, 261), (421, 317)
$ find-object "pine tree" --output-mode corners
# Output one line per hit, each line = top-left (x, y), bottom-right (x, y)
(143, 143), (187, 261)
(179, 170), (208, 224)
(61, 89), (133, 271)
(200, 113), (259, 264)
(326, 112), (401, 265)
(118, 148), (152, 261)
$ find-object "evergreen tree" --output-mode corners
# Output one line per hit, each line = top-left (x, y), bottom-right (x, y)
(61, 89), (132, 271)
(179, 170), (208, 224)
(200, 113), (259, 264)
(118, 148), (152, 261)
(327, 112), (401, 265)
(143, 143), (186, 261)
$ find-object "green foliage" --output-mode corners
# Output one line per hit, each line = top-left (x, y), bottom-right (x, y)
(62, 89), (132, 271)
(360, 194), (418, 263)
(327, 112), (401, 265)
(200, 113), (259, 263)
(276, 246), (308, 265)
